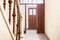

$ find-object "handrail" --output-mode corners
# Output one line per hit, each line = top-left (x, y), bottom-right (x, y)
(0, 5), (14, 40)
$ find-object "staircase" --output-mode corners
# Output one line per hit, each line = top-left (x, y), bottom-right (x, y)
(0, 0), (24, 40)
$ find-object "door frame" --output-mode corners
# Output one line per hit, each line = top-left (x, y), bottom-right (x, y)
(28, 8), (37, 29)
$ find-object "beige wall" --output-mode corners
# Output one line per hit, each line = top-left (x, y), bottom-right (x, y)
(0, 0), (15, 40)
(0, 5), (13, 40)
(0, 11), (13, 40)
(45, 0), (60, 40)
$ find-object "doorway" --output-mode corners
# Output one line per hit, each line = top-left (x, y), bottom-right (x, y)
(28, 8), (37, 29)
(20, 0), (45, 33)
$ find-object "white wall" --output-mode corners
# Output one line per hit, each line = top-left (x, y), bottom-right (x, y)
(0, 4), (14, 40)
(45, 0), (60, 40)
(0, 11), (13, 40)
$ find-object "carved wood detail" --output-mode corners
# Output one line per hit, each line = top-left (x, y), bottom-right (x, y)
(3, 0), (6, 9)
(12, 0), (16, 34)
(16, 4), (20, 40)
(12, 0), (20, 40)
(8, 0), (12, 24)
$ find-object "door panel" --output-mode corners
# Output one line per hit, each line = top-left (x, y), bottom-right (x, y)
(37, 4), (45, 33)
(29, 15), (33, 28)
(28, 8), (37, 29)
(33, 9), (36, 29)
(29, 9), (33, 29)
(33, 15), (36, 29)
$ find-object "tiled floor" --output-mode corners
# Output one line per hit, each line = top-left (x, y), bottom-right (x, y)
(24, 30), (49, 40)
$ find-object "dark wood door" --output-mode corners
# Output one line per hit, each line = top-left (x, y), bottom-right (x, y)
(28, 8), (37, 29)
(37, 4), (45, 33)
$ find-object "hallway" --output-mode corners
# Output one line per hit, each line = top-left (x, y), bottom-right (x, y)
(24, 30), (49, 40)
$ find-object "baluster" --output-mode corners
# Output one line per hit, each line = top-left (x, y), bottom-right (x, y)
(16, 5), (20, 40)
(12, 0), (16, 34)
(16, 0), (21, 39)
(8, 0), (12, 24)
(3, 0), (6, 9)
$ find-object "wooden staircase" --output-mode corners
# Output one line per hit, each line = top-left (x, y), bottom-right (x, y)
(0, 0), (24, 40)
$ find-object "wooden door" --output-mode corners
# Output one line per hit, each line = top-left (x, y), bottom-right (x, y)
(37, 4), (45, 33)
(28, 8), (37, 29)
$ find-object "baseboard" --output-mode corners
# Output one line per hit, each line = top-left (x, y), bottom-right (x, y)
(45, 33), (50, 40)
(37, 31), (45, 33)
